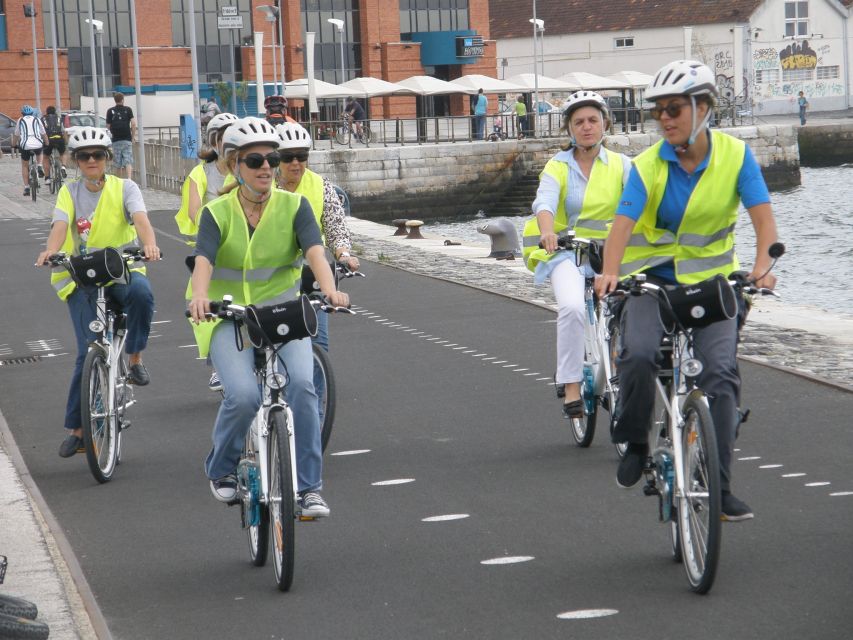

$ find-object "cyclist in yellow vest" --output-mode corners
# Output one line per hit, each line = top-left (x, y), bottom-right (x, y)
(35, 127), (160, 458)
(596, 61), (779, 520)
(175, 112), (238, 391)
(187, 117), (349, 516)
(522, 91), (631, 421)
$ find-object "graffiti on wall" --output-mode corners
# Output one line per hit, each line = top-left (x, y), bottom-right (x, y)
(714, 50), (733, 73)
(757, 81), (843, 100)
(779, 40), (817, 70)
(753, 47), (778, 71)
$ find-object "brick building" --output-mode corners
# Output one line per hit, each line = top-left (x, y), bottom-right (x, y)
(0, 0), (497, 121)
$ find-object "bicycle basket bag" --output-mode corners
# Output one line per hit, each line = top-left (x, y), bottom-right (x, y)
(69, 248), (127, 287)
(245, 295), (318, 348)
(658, 274), (737, 331)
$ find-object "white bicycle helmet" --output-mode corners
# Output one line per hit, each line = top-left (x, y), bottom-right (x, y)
(205, 113), (239, 145)
(276, 122), (312, 150)
(221, 117), (281, 151)
(562, 90), (609, 120)
(645, 60), (718, 101)
(68, 127), (112, 152)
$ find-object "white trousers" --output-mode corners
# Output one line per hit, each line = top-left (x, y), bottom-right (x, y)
(550, 258), (586, 385)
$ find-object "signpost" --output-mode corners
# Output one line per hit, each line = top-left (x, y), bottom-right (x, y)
(456, 35), (484, 58)
(218, 6), (243, 114)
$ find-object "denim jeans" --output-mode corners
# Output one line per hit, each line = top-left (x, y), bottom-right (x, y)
(311, 311), (329, 424)
(206, 322), (322, 493)
(474, 115), (486, 140)
(63, 274), (154, 431)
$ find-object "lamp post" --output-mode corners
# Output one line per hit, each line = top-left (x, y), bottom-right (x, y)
(86, 19), (106, 97)
(23, 3), (41, 114)
(48, 0), (61, 114)
(258, 5), (278, 93)
(258, 4), (285, 94)
(327, 18), (345, 117)
(530, 1), (539, 136)
(86, 0), (99, 120)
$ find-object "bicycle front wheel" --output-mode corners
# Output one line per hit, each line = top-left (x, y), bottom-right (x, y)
(335, 125), (349, 145)
(268, 408), (295, 591)
(313, 344), (337, 453)
(81, 348), (119, 483)
(244, 423), (270, 567)
(677, 390), (722, 594)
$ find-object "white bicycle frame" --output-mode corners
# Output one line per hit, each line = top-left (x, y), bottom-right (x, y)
(582, 286), (618, 407)
(92, 285), (134, 423)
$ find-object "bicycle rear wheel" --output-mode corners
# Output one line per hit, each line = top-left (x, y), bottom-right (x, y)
(335, 125), (349, 145)
(244, 422), (270, 567)
(312, 343), (337, 453)
(677, 390), (721, 594)
(29, 164), (38, 202)
(268, 408), (295, 591)
(81, 348), (119, 483)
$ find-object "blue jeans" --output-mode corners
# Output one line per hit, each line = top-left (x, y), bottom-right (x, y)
(474, 115), (486, 140)
(63, 274), (154, 431)
(312, 311), (329, 423)
(206, 322), (322, 493)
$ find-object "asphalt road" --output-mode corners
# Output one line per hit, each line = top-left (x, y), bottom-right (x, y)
(1, 212), (852, 639)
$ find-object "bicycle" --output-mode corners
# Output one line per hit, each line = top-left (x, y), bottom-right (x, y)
(46, 247), (154, 483)
(301, 260), (363, 452)
(613, 242), (784, 593)
(46, 146), (64, 195)
(27, 152), (39, 202)
(190, 293), (350, 591)
(545, 233), (623, 456)
(335, 115), (372, 145)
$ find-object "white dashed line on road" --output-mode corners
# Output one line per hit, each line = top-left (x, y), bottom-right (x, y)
(422, 514), (470, 522)
(331, 449), (371, 456)
(372, 478), (416, 486)
(805, 482), (831, 487)
(481, 556), (535, 565)
(829, 492), (853, 497)
(557, 609), (619, 620)
(760, 464), (783, 469)
(738, 456), (761, 461)
(782, 473), (807, 478)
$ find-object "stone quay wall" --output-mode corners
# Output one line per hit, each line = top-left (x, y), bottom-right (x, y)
(798, 123), (853, 167)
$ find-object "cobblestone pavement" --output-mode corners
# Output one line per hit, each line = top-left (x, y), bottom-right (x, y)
(349, 231), (853, 391)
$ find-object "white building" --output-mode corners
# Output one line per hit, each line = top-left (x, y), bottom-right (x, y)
(490, 0), (852, 115)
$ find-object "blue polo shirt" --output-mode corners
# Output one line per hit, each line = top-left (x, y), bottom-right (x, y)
(615, 132), (770, 282)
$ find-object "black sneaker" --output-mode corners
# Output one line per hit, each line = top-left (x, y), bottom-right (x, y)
(616, 443), (648, 489)
(210, 474), (238, 503)
(298, 491), (330, 518)
(721, 491), (754, 522)
(127, 363), (150, 386)
(59, 434), (85, 458)
(37, 165), (44, 178)
(23, 187), (30, 197)
(561, 399), (584, 420)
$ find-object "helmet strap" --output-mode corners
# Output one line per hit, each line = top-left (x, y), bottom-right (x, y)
(235, 164), (271, 200)
(675, 96), (712, 153)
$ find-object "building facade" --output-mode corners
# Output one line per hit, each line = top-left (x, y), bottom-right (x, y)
(0, 0), (497, 120)
(490, 0), (852, 116)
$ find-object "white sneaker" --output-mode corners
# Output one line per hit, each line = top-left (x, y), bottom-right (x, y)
(208, 371), (222, 392)
(298, 491), (330, 518)
(210, 474), (238, 503)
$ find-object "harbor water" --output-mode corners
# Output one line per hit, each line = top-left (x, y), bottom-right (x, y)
(423, 166), (853, 314)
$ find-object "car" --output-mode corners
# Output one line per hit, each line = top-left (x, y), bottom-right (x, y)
(0, 112), (17, 153)
(63, 111), (109, 139)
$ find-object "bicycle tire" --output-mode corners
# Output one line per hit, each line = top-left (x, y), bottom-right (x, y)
(607, 316), (627, 459)
(81, 347), (119, 483)
(359, 126), (372, 144)
(115, 355), (129, 465)
(0, 612), (49, 640)
(335, 126), (349, 145)
(312, 344), (337, 453)
(268, 408), (295, 591)
(29, 164), (38, 203)
(244, 423), (270, 567)
(0, 594), (37, 620)
(570, 372), (596, 448)
(677, 390), (722, 594)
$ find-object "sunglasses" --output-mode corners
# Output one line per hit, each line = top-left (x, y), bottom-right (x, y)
(649, 101), (691, 120)
(77, 150), (107, 161)
(280, 151), (310, 164)
(241, 152), (281, 169)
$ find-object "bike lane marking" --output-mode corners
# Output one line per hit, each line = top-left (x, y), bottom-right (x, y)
(372, 478), (416, 486)
(331, 449), (371, 456)
(480, 556), (534, 565)
(422, 514), (469, 522)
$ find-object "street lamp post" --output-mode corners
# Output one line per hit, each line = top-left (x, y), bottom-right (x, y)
(48, 0), (61, 114)
(531, 1), (539, 136)
(86, 19), (106, 97)
(23, 3), (41, 114)
(275, 0), (286, 89)
(327, 18), (345, 116)
(86, 0), (99, 119)
(258, 5), (279, 94)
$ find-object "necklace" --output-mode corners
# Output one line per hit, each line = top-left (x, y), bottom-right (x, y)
(238, 188), (269, 205)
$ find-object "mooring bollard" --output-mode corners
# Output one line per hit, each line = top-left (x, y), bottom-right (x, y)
(392, 219), (409, 236)
(477, 218), (521, 259)
(405, 219), (425, 239)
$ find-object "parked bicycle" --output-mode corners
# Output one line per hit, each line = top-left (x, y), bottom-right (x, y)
(188, 293), (350, 591)
(46, 247), (155, 483)
(613, 242), (784, 593)
(335, 115), (372, 145)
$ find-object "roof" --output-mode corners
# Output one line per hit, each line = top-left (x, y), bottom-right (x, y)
(489, 0), (765, 39)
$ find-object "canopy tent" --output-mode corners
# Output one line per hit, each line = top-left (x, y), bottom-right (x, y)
(395, 75), (471, 96)
(557, 71), (630, 91)
(285, 78), (352, 99)
(606, 70), (654, 89)
(448, 74), (526, 94)
(338, 76), (414, 97)
(504, 73), (580, 92)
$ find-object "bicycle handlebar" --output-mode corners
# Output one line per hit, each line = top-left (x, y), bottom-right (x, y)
(43, 247), (163, 268)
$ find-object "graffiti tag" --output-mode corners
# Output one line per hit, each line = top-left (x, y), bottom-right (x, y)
(753, 47), (778, 71)
(779, 41), (817, 70)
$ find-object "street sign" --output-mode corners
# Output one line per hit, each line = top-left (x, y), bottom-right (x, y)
(221, 6), (238, 17)
(218, 15), (243, 29)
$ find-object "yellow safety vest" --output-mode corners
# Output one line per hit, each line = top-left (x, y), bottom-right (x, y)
(188, 188), (306, 357)
(174, 162), (235, 245)
(522, 148), (625, 272)
(293, 168), (325, 242)
(51, 176), (144, 301)
(622, 131), (744, 284)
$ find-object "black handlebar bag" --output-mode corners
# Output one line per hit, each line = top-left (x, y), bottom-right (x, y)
(245, 295), (318, 348)
(69, 248), (127, 287)
(658, 274), (738, 332)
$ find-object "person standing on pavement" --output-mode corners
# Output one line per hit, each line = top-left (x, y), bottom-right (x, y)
(595, 60), (779, 521)
(522, 91), (631, 420)
(106, 92), (137, 179)
(473, 89), (488, 140)
(34, 127), (160, 458)
(13, 105), (48, 197)
(514, 94), (528, 138)
(797, 91), (809, 126)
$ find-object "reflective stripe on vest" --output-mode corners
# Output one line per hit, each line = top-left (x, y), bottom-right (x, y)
(294, 169), (325, 243)
(522, 149), (624, 272)
(622, 131), (744, 284)
(51, 177), (143, 301)
(188, 188), (304, 357)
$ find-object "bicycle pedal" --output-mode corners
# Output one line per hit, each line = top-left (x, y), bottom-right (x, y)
(643, 482), (659, 497)
(298, 515), (317, 522)
(119, 420), (131, 431)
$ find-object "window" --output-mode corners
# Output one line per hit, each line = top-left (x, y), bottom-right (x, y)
(400, 0), (469, 35)
(816, 65), (839, 80)
(615, 37), (634, 49)
(302, 0), (361, 85)
(784, 1), (808, 38)
(755, 69), (780, 84)
(782, 67), (812, 82)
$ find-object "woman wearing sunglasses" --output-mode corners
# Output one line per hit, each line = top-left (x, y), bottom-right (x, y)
(35, 126), (160, 458)
(187, 117), (348, 516)
(522, 91), (631, 421)
(596, 60), (779, 521)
